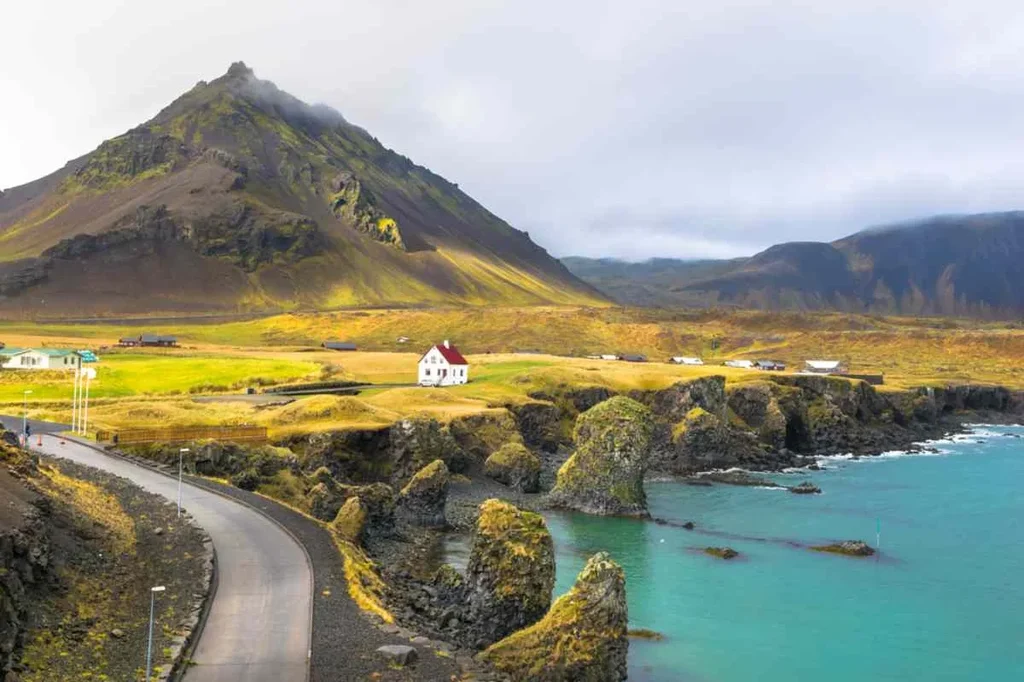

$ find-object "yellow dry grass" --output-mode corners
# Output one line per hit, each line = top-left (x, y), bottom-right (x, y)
(36, 464), (136, 554)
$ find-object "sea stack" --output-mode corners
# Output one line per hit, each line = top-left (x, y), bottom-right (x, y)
(480, 551), (629, 682)
(549, 396), (654, 516)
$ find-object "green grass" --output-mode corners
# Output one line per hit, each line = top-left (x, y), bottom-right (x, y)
(0, 353), (319, 402)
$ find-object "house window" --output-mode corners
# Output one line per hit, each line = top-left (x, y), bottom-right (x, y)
(425, 369), (431, 376)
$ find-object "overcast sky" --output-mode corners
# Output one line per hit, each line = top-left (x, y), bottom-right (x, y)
(5, 1), (1024, 260)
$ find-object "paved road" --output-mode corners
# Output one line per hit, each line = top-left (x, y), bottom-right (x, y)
(0, 413), (68, 436)
(33, 435), (313, 682)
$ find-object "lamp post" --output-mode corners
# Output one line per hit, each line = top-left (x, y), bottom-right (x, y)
(177, 448), (190, 518)
(79, 368), (96, 436)
(71, 368), (80, 433)
(22, 390), (32, 436)
(145, 585), (166, 681)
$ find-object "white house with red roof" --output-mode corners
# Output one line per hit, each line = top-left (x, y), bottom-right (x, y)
(418, 340), (469, 386)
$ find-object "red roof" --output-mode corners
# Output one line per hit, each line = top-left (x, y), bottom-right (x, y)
(423, 343), (468, 365)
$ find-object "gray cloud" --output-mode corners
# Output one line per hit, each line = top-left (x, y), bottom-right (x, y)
(4, 1), (1024, 260)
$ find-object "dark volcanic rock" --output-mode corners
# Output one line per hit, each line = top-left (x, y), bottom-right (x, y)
(631, 376), (727, 422)
(480, 551), (629, 682)
(549, 396), (654, 517)
(389, 418), (467, 485)
(484, 442), (542, 493)
(812, 540), (876, 557)
(396, 459), (450, 528)
(704, 547), (739, 560)
(465, 499), (556, 648)
(789, 481), (822, 495)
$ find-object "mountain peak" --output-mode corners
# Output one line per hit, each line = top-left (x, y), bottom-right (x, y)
(225, 61), (254, 80)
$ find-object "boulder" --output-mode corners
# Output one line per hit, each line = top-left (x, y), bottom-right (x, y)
(330, 496), (367, 543)
(704, 547), (739, 560)
(549, 397), (654, 517)
(396, 459), (449, 528)
(480, 552), (629, 682)
(376, 644), (418, 666)
(466, 499), (555, 647)
(812, 540), (875, 557)
(788, 481), (821, 495)
(484, 442), (542, 493)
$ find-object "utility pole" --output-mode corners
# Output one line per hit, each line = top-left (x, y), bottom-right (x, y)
(71, 368), (79, 433)
(178, 448), (190, 518)
(145, 585), (166, 680)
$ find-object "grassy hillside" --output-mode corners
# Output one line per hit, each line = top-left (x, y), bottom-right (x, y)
(0, 63), (603, 314)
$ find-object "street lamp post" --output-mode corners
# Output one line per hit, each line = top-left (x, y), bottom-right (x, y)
(177, 448), (190, 518)
(22, 390), (32, 436)
(145, 585), (166, 681)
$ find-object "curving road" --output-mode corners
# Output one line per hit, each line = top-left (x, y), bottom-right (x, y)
(33, 434), (313, 682)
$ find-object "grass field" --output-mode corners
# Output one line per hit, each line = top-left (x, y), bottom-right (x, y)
(2, 306), (1022, 438)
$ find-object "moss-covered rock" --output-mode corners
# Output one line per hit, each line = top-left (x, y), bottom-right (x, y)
(396, 459), (449, 528)
(549, 397), (654, 517)
(484, 442), (542, 493)
(331, 496), (367, 544)
(448, 409), (523, 460)
(668, 406), (767, 474)
(726, 382), (789, 450)
(466, 499), (555, 647)
(631, 376), (727, 422)
(479, 551), (628, 682)
(389, 418), (466, 485)
(812, 540), (875, 557)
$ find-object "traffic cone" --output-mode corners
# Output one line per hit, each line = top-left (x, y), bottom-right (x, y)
(37, 434), (42, 447)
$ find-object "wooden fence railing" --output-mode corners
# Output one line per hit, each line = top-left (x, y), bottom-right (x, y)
(96, 425), (268, 445)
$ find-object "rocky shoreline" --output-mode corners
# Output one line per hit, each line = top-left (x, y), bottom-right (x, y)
(122, 376), (1022, 681)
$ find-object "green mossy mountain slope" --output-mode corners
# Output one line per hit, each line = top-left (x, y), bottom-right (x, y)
(0, 62), (604, 315)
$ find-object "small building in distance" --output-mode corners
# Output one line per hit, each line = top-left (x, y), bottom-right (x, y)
(0, 348), (83, 371)
(619, 354), (648, 363)
(670, 356), (704, 366)
(322, 341), (358, 352)
(804, 360), (846, 375)
(418, 340), (469, 386)
(121, 334), (178, 348)
(599, 354), (619, 361)
(396, 336), (410, 344)
(754, 360), (787, 371)
(724, 359), (755, 369)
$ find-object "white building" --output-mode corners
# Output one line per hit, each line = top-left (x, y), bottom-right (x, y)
(418, 340), (469, 386)
(724, 359), (755, 369)
(0, 348), (82, 371)
(599, 354), (619, 361)
(804, 360), (846, 375)
(670, 357), (704, 365)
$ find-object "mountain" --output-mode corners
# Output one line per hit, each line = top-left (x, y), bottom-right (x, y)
(0, 63), (604, 316)
(564, 212), (1024, 317)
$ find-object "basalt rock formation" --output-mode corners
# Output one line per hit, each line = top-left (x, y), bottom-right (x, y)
(484, 442), (542, 493)
(464, 499), (556, 648)
(549, 396), (654, 516)
(395, 459), (450, 528)
(479, 551), (629, 682)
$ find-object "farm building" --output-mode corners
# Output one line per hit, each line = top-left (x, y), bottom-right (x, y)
(599, 354), (619, 361)
(754, 360), (786, 371)
(121, 334), (178, 347)
(418, 340), (469, 386)
(619, 354), (648, 363)
(1, 348), (83, 371)
(670, 357), (704, 365)
(724, 360), (755, 369)
(322, 341), (358, 351)
(804, 360), (846, 375)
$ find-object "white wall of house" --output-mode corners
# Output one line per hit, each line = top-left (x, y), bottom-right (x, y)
(1, 351), (81, 371)
(418, 346), (469, 386)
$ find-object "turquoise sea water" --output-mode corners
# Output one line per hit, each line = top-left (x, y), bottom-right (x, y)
(544, 425), (1024, 681)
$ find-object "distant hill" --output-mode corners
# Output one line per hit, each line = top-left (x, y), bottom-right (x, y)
(564, 212), (1024, 317)
(0, 62), (604, 316)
